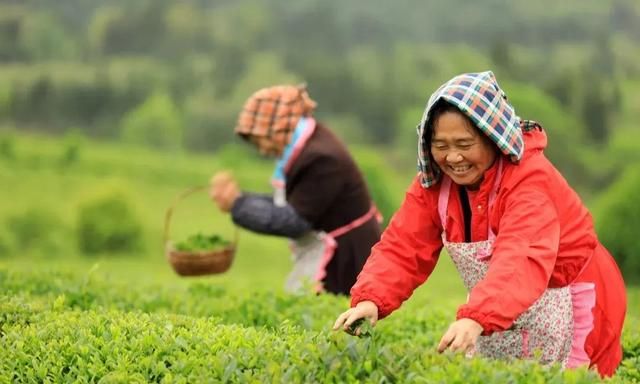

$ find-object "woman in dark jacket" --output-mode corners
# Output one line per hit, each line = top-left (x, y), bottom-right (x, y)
(210, 84), (381, 295)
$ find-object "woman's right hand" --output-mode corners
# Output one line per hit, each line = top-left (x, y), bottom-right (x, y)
(332, 300), (379, 336)
(209, 171), (241, 213)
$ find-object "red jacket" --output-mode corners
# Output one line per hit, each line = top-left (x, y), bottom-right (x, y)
(350, 127), (626, 374)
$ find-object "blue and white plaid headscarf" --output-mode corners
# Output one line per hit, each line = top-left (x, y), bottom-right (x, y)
(417, 71), (524, 188)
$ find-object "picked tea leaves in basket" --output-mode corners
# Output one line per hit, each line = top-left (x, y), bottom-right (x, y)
(164, 185), (238, 276)
(174, 233), (231, 252)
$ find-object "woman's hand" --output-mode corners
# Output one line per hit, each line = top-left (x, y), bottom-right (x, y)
(332, 300), (378, 336)
(209, 171), (241, 213)
(437, 318), (483, 354)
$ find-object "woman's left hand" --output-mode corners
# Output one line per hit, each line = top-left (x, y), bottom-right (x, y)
(437, 318), (483, 354)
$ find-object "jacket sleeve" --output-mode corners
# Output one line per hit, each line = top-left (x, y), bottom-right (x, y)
(456, 184), (560, 334)
(350, 176), (443, 319)
(230, 192), (312, 238)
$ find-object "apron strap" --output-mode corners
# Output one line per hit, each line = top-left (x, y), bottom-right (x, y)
(329, 203), (380, 239)
(313, 204), (380, 288)
(437, 176), (452, 229)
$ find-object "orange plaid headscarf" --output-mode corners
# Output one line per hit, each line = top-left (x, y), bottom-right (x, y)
(234, 84), (317, 146)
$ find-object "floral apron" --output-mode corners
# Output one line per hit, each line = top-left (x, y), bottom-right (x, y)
(437, 159), (596, 367)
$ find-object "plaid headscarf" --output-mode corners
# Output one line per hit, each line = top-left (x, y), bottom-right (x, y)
(417, 71), (524, 188)
(235, 84), (317, 146)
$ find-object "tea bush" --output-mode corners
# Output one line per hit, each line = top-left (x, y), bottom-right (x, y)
(58, 129), (84, 167)
(0, 269), (637, 383)
(0, 135), (15, 160)
(5, 208), (66, 254)
(352, 148), (401, 228)
(0, 233), (11, 258)
(0, 297), (610, 383)
(76, 190), (143, 255)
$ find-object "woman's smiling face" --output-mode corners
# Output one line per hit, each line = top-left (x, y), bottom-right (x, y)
(430, 111), (497, 190)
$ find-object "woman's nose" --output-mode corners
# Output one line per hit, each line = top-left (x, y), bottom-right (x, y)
(445, 151), (463, 163)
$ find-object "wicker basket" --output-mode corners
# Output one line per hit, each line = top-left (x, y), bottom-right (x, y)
(164, 185), (238, 276)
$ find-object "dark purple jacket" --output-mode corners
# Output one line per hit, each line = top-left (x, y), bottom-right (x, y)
(232, 123), (381, 294)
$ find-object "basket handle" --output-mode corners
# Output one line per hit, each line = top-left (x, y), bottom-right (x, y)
(163, 185), (239, 247)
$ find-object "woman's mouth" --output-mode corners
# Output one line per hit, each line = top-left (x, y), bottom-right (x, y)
(448, 164), (472, 175)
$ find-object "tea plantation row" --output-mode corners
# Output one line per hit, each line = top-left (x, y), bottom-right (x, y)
(1, 269), (638, 382)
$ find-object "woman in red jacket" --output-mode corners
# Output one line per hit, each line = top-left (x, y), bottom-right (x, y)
(333, 71), (627, 377)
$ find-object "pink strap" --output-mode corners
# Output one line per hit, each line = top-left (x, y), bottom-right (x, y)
(314, 204), (381, 285)
(313, 235), (337, 283)
(437, 176), (451, 229)
(566, 282), (596, 368)
(522, 330), (530, 358)
(329, 204), (380, 238)
(486, 158), (503, 242)
(283, 117), (316, 174)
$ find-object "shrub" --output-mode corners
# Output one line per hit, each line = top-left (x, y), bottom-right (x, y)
(120, 90), (183, 151)
(76, 190), (143, 255)
(594, 164), (640, 283)
(0, 270), (636, 383)
(58, 129), (84, 167)
(5, 208), (66, 255)
(352, 149), (400, 228)
(0, 232), (11, 257)
(361, 166), (395, 228)
(0, 131), (16, 160)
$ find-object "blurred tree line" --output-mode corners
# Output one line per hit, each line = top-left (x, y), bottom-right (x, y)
(0, 0), (639, 182)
